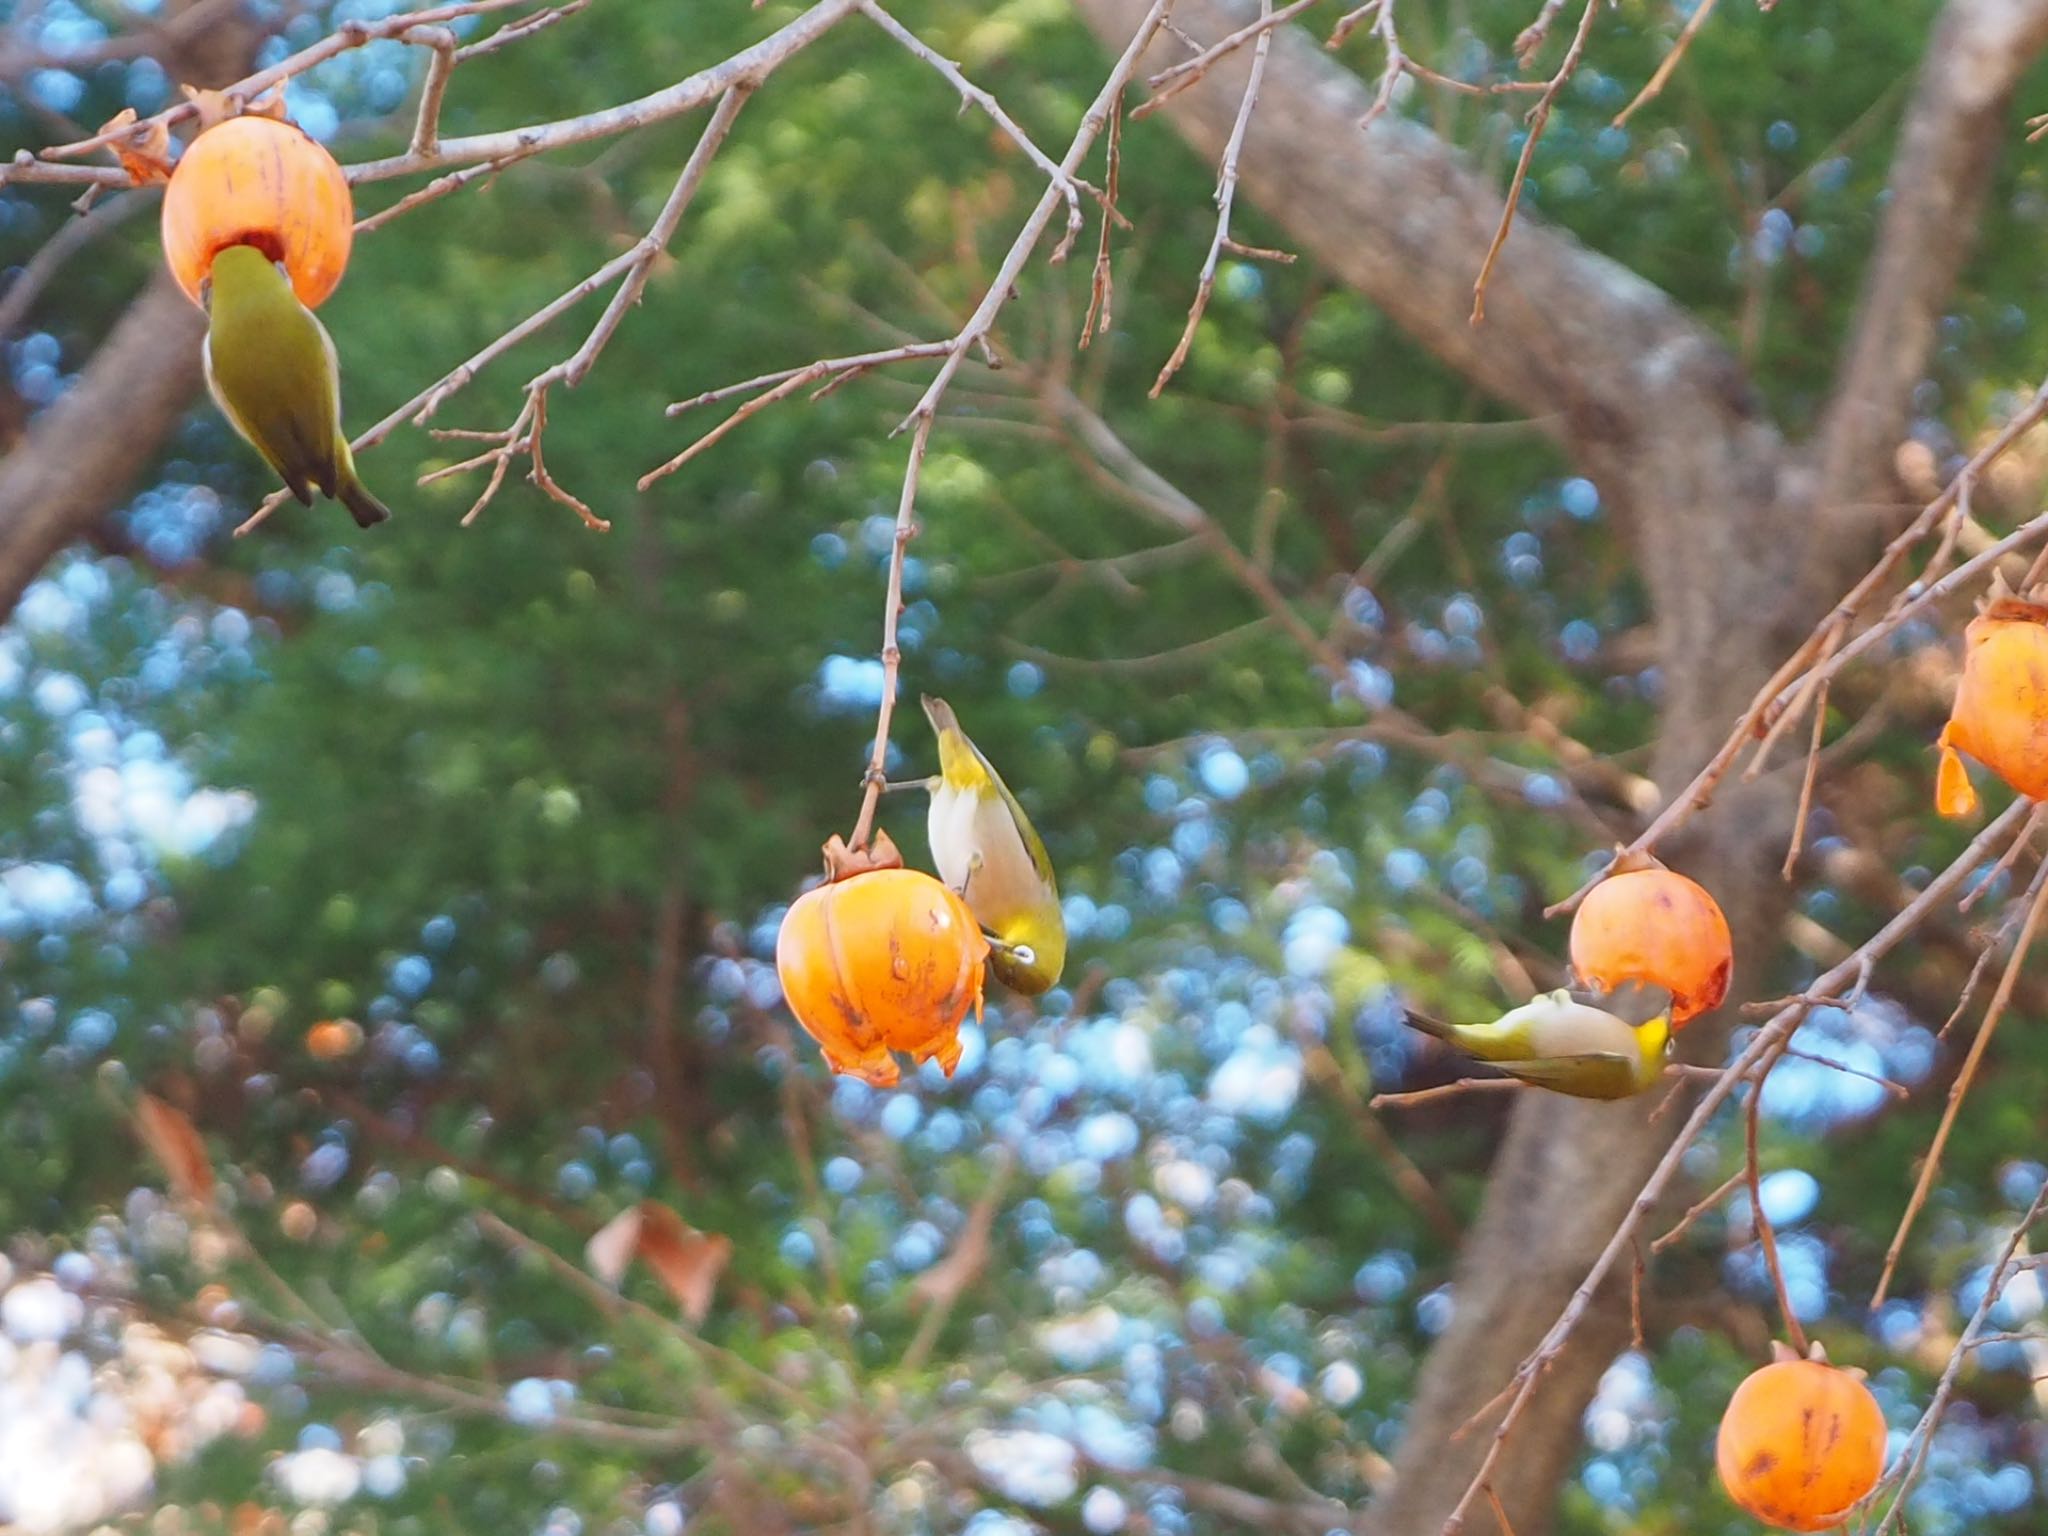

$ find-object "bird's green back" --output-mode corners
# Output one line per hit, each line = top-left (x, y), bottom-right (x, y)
(206, 244), (342, 497)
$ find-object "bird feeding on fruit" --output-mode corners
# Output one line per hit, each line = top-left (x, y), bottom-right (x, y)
(202, 244), (390, 529)
(1401, 980), (1674, 1100)
(907, 695), (1066, 996)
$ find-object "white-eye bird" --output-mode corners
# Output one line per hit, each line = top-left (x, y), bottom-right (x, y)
(918, 694), (1066, 995)
(1401, 981), (1673, 1100)
(202, 243), (389, 529)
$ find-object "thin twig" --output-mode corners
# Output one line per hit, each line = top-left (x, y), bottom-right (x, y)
(640, 342), (956, 487)
(1081, 87), (1126, 346)
(1778, 677), (1829, 880)
(1134, 0), (1325, 118)
(451, 0), (588, 62)
(558, 86), (752, 388)
(1745, 1057), (1809, 1355)
(1370, 1078), (1526, 1109)
(354, 144), (544, 234)
(1545, 378), (2048, 919)
(406, 26), (458, 157)
(1869, 1182), (2048, 1531)
(1872, 856), (2048, 1308)
(1471, 0), (1600, 324)
(1612, 0), (1720, 129)
(859, 0), (1095, 261)
(34, 0), (539, 164)
(1153, 0), (1276, 396)
(1653, 1166), (1748, 1253)
(844, 0), (1180, 849)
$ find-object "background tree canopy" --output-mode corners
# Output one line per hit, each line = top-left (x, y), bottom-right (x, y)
(4, 0), (2048, 1532)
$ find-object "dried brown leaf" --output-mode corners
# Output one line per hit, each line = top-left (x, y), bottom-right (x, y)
(583, 1201), (730, 1324)
(636, 1203), (730, 1324)
(96, 109), (173, 186)
(583, 1203), (643, 1289)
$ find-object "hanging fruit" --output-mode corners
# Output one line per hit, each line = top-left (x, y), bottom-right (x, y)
(1568, 862), (1732, 1027)
(161, 113), (355, 310)
(1716, 1345), (1886, 1532)
(1936, 579), (2048, 818)
(776, 832), (989, 1087)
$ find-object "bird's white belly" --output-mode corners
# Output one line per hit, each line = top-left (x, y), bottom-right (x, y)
(928, 783), (1041, 923)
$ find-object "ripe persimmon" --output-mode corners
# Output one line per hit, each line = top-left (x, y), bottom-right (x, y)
(1937, 583), (2048, 818)
(1569, 865), (1732, 1027)
(161, 115), (354, 309)
(776, 833), (988, 1087)
(1716, 1351), (1885, 1532)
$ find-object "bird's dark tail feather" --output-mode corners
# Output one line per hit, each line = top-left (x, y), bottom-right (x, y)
(1402, 1009), (1456, 1043)
(340, 477), (391, 529)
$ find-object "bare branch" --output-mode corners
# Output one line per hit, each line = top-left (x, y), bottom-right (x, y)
(1612, 0), (1720, 129)
(1152, 0), (1276, 396)
(1135, 0), (1324, 117)
(859, 0), (1092, 260)
(1872, 857), (2048, 1307)
(1470, 0), (1599, 325)
(845, 0), (1181, 850)
(405, 25), (459, 158)
(34, 0), (538, 165)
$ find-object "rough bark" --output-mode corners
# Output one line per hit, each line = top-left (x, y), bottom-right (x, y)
(0, 268), (204, 612)
(0, 0), (261, 619)
(1065, 1), (2048, 1532)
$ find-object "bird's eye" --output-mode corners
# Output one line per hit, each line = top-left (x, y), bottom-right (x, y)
(1013, 945), (1037, 965)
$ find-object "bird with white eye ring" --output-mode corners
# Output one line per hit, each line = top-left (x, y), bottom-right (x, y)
(882, 695), (1066, 996)
(1400, 980), (1674, 1100)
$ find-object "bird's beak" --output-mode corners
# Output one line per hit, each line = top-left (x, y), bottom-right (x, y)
(921, 694), (954, 732)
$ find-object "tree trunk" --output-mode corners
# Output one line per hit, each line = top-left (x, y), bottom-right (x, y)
(0, 0), (265, 619)
(1064, 1), (2048, 1530)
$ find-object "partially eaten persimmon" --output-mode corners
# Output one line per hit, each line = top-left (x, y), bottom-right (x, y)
(1569, 865), (1732, 1027)
(1937, 582), (2048, 818)
(775, 833), (988, 1087)
(161, 114), (354, 310)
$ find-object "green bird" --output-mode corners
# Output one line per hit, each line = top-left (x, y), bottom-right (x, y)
(918, 695), (1066, 995)
(202, 243), (389, 528)
(1402, 980), (1673, 1100)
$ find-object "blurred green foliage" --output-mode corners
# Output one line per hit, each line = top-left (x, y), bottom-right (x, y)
(3, 0), (2048, 1532)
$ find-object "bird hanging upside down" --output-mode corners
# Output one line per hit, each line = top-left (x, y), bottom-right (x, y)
(913, 694), (1066, 996)
(1402, 980), (1674, 1100)
(202, 242), (389, 529)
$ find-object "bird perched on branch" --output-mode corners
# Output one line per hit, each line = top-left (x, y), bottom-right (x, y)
(202, 243), (389, 529)
(912, 694), (1066, 995)
(1402, 980), (1673, 1100)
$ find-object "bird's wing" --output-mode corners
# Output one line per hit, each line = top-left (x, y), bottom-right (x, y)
(1492, 1053), (1639, 1100)
(1568, 979), (1673, 1028)
(977, 743), (1058, 893)
(203, 332), (313, 505)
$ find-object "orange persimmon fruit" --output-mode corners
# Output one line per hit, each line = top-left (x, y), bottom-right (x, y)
(1936, 581), (2048, 819)
(776, 832), (988, 1088)
(1569, 864), (1732, 1027)
(161, 114), (354, 310)
(1716, 1349), (1886, 1532)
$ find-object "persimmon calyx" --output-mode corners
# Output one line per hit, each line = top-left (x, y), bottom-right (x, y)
(821, 830), (905, 882)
